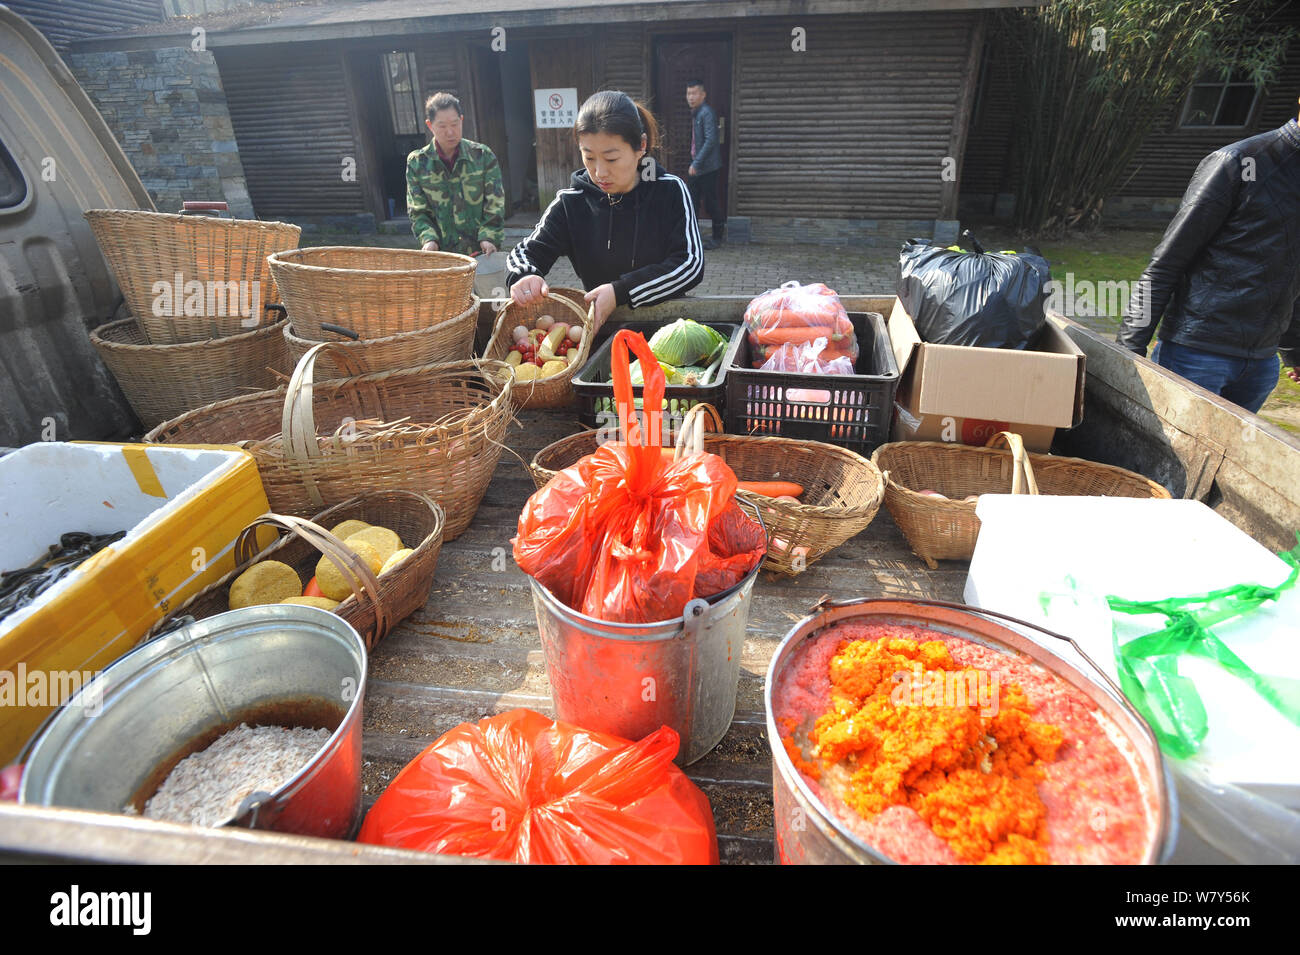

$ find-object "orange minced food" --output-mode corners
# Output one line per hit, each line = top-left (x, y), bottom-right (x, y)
(798, 636), (1064, 865)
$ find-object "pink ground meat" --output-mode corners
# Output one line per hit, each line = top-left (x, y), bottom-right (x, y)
(774, 621), (1157, 865)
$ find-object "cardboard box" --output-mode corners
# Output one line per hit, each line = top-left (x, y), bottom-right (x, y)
(0, 442), (270, 761)
(887, 301), (1085, 452)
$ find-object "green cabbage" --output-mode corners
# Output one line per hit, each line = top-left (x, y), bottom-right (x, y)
(623, 359), (681, 385)
(648, 319), (726, 367)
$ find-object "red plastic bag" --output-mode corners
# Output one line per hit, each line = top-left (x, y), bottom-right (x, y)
(513, 330), (765, 623)
(357, 709), (719, 864)
(743, 281), (858, 368)
(759, 337), (856, 375)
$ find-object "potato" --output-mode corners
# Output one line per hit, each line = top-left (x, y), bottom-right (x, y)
(540, 359), (568, 378)
(380, 547), (415, 575)
(328, 519), (371, 541)
(316, 539), (384, 601)
(281, 596), (341, 611)
(229, 560), (302, 610)
(345, 526), (402, 564)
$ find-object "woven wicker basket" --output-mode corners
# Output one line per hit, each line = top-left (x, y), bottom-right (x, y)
(144, 344), (514, 540)
(85, 209), (300, 345)
(91, 315), (290, 430)
(482, 291), (592, 409)
(150, 491), (444, 650)
(267, 246), (475, 340)
(529, 405), (885, 576)
(872, 432), (1172, 568)
(282, 295), (479, 377)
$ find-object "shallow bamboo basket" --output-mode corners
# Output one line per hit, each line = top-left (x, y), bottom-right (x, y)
(482, 290), (592, 409)
(144, 344), (514, 541)
(872, 433), (1172, 568)
(150, 491), (444, 650)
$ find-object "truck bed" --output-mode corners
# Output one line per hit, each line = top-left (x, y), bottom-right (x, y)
(359, 408), (963, 865)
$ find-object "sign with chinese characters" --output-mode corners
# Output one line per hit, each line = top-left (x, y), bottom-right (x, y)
(534, 88), (578, 129)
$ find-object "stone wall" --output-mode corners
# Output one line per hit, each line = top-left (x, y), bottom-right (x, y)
(66, 48), (255, 218)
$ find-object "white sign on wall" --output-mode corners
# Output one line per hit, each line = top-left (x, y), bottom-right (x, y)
(534, 88), (578, 129)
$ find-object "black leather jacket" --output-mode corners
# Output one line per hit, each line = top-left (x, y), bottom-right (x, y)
(1118, 119), (1300, 366)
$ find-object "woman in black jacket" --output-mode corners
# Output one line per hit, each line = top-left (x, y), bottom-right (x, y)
(506, 91), (704, 330)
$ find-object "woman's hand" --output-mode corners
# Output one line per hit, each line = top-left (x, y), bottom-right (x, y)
(511, 275), (549, 305)
(584, 284), (617, 331)
(1287, 365), (1299, 383)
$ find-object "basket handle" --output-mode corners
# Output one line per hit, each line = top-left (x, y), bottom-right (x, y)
(985, 431), (1039, 495)
(674, 402), (723, 461)
(234, 511), (393, 642)
(280, 343), (377, 507)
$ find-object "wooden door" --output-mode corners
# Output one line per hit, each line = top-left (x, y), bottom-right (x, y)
(528, 37), (593, 205)
(653, 36), (732, 218)
(470, 45), (511, 212)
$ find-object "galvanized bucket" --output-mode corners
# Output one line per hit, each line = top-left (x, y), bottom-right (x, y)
(530, 559), (761, 766)
(765, 598), (1179, 865)
(472, 251), (507, 299)
(21, 605), (367, 840)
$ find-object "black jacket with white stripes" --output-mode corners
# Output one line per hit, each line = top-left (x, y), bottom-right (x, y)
(506, 160), (704, 308)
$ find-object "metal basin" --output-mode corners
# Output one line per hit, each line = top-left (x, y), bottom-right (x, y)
(20, 605), (366, 839)
(765, 598), (1178, 865)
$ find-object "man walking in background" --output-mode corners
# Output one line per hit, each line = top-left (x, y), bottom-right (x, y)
(406, 91), (505, 255)
(1117, 110), (1300, 413)
(686, 80), (725, 250)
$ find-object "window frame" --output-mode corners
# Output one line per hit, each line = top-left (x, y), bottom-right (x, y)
(1177, 71), (1263, 130)
(382, 51), (422, 137)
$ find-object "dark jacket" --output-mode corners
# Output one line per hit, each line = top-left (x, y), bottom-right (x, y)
(1118, 119), (1300, 366)
(691, 102), (721, 176)
(505, 159), (704, 308)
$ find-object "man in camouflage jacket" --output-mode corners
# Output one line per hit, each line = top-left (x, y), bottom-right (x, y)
(406, 91), (505, 255)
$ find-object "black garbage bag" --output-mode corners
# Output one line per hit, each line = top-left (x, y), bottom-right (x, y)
(897, 231), (1052, 349)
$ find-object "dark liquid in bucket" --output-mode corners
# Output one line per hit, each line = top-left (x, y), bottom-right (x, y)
(127, 696), (345, 813)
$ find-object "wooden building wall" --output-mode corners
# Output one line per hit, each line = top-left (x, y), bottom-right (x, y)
(731, 12), (978, 219)
(215, 43), (367, 218)
(4, 0), (163, 51)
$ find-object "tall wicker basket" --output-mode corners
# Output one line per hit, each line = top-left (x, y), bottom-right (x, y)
(84, 209), (300, 345)
(144, 344), (515, 541)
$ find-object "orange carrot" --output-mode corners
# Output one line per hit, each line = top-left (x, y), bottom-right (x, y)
(755, 326), (835, 345)
(737, 480), (804, 498)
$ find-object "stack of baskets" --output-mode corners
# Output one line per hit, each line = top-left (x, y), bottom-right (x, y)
(528, 404), (885, 575)
(268, 246), (480, 378)
(872, 432), (1173, 569)
(145, 343), (515, 541)
(85, 209), (300, 428)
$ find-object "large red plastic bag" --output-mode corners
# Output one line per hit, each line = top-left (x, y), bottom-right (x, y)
(357, 709), (719, 864)
(513, 330), (765, 623)
(743, 281), (858, 367)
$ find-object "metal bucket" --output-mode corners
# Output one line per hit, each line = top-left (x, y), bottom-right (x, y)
(472, 251), (507, 299)
(20, 605), (366, 839)
(530, 559), (761, 766)
(765, 598), (1179, 865)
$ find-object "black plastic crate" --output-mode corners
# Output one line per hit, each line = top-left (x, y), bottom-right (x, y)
(572, 321), (745, 443)
(724, 311), (899, 454)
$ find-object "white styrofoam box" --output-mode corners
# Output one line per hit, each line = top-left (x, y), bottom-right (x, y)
(0, 442), (251, 634)
(964, 495), (1300, 812)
